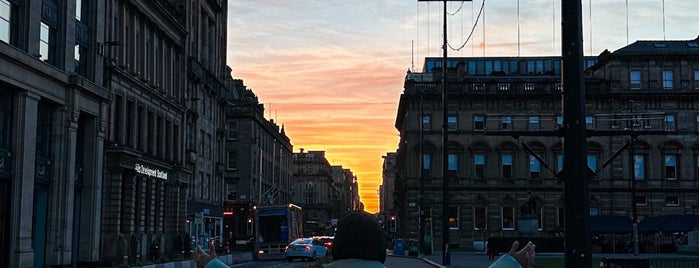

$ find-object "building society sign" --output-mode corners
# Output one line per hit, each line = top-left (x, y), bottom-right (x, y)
(135, 163), (167, 180)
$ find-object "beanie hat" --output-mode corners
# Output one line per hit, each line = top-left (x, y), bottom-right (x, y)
(331, 210), (387, 263)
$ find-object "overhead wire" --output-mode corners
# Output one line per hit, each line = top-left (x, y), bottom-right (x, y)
(447, 0), (486, 52)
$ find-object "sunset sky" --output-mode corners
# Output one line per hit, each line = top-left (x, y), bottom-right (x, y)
(226, 0), (699, 213)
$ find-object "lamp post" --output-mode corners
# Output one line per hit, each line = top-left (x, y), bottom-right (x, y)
(417, 1), (471, 265)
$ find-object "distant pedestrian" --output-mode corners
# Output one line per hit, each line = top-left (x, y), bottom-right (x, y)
(324, 210), (387, 268)
(487, 241), (497, 260)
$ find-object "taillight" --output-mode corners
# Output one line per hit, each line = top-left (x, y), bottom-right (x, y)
(285, 246), (289, 250)
(325, 242), (332, 247)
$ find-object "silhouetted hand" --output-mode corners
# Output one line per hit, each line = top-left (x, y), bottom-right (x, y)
(508, 241), (535, 268)
(193, 245), (217, 268)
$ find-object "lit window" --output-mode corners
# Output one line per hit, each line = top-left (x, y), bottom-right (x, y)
(498, 83), (510, 91)
(474, 115), (485, 131)
(665, 155), (677, 180)
(474, 154), (485, 178)
(694, 70), (699, 89)
(634, 154), (645, 180)
(663, 70), (673, 89)
(589, 207), (599, 216)
(630, 70), (641, 89)
(529, 116), (540, 131)
(501, 116), (512, 130)
(530, 155), (541, 178)
(502, 154), (513, 178)
(524, 83), (535, 91)
(502, 207), (514, 230)
(556, 115), (563, 128)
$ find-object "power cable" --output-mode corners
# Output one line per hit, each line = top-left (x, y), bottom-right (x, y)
(447, 0), (485, 52)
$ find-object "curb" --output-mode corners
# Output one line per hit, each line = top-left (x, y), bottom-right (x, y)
(387, 252), (446, 268)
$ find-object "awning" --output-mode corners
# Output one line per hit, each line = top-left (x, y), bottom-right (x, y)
(590, 215), (633, 233)
(639, 215), (699, 233)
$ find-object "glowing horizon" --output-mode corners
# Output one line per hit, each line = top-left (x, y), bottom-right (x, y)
(228, 0), (699, 213)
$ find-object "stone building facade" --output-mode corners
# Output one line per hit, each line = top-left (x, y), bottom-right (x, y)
(100, 0), (231, 265)
(394, 37), (699, 252)
(1, 0), (110, 267)
(293, 149), (334, 236)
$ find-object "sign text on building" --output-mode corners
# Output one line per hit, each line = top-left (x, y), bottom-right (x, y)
(135, 163), (167, 180)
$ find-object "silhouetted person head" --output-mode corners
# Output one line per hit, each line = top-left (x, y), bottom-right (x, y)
(332, 210), (387, 263)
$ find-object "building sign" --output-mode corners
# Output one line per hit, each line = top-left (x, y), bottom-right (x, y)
(135, 163), (167, 180)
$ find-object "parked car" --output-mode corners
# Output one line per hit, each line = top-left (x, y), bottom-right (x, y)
(284, 238), (328, 262)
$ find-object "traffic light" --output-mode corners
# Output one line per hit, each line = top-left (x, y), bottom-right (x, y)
(389, 215), (397, 232)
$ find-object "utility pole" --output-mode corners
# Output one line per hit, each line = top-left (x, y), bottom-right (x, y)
(417, 1), (471, 265)
(561, 0), (592, 267)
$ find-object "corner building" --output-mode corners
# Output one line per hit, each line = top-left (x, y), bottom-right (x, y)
(394, 37), (699, 252)
(1, 0), (110, 267)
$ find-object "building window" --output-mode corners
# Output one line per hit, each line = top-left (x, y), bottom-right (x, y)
(695, 115), (699, 131)
(528, 116), (539, 131)
(523, 83), (535, 91)
(498, 83), (510, 91)
(694, 70), (699, 89)
(227, 150), (237, 170)
(39, 22), (51, 61)
(474, 115), (485, 131)
(665, 196), (680, 206)
(666, 114), (676, 131)
(663, 70), (673, 89)
(634, 195), (647, 205)
(529, 155), (541, 178)
(696, 155), (699, 179)
(502, 207), (515, 230)
(665, 155), (677, 180)
(474, 207), (486, 230)
(587, 154), (597, 172)
(586, 116), (595, 129)
(0, 90), (12, 149)
(537, 207), (543, 230)
(422, 153), (431, 177)
(634, 154), (645, 180)
(501, 154), (513, 178)
(556, 115), (563, 128)
(589, 207), (599, 216)
(0, 0), (11, 43)
(448, 207), (459, 230)
(448, 115), (458, 131)
(557, 207), (565, 227)
(630, 70), (642, 89)
(422, 115), (431, 131)
(448, 153), (458, 177)
(227, 121), (238, 140)
(557, 154), (563, 173)
(501, 116), (512, 130)
(474, 154), (485, 178)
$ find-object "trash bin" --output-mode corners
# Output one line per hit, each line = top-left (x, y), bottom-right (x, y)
(393, 239), (406, 256)
(408, 240), (420, 256)
(600, 257), (650, 268)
